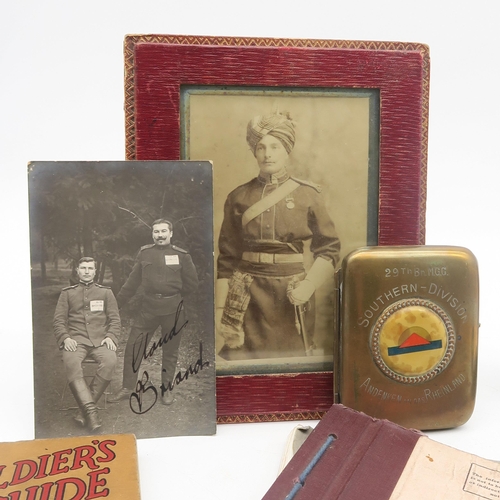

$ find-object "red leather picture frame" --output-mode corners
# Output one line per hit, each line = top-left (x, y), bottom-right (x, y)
(124, 35), (429, 423)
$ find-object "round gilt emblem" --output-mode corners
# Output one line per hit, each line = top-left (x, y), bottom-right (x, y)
(370, 299), (455, 384)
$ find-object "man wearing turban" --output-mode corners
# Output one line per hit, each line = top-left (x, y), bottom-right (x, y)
(216, 111), (341, 360)
(246, 113), (296, 155)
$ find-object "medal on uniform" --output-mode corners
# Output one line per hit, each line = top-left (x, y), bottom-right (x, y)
(285, 196), (295, 209)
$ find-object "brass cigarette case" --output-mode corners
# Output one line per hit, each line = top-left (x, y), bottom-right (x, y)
(338, 246), (479, 430)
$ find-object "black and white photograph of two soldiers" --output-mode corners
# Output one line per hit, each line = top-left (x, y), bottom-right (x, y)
(29, 160), (216, 439)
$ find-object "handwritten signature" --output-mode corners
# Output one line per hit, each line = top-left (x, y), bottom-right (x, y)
(129, 341), (210, 415)
(130, 371), (157, 414)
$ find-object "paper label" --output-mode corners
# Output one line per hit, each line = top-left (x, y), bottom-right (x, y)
(464, 464), (500, 499)
(90, 300), (104, 312)
(165, 255), (180, 265)
(390, 437), (500, 499)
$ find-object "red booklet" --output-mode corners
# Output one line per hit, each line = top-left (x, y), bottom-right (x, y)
(263, 404), (500, 500)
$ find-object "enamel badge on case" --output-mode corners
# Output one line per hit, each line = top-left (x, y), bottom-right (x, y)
(338, 246), (479, 430)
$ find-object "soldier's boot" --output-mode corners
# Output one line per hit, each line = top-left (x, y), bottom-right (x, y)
(160, 377), (175, 406)
(69, 378), (101, 432)
(90, 373), (111, 405)
(108, 387), (133, 403)
(73, 410), (85, 427)
(74, 374), (110, 427)
(160, 388), (174, 405)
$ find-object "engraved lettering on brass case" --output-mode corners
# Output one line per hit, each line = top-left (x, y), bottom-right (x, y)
(359, 371), (466, 405)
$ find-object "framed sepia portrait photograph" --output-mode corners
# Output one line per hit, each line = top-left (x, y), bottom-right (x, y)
(28, 160), (215, 438)
(124, 35), (430, 422)
(183, 88), (377, 371)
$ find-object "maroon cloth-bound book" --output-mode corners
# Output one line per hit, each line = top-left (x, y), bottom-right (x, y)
(263, 404), (500, 500)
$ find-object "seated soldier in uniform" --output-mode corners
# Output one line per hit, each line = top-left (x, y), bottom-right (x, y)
(53, 257), (120, 432)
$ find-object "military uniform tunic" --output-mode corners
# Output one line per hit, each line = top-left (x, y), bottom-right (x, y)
(53, 282), (121, 348)
(117, 243), (199, 389)
(117, 243), (199, 314)
(217, 170), (340, 359)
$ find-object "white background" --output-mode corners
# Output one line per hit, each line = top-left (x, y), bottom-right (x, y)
(1, 2), (499, 498)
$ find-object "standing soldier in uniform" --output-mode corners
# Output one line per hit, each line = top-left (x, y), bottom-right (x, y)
(53, 257), (120, 432)
(216, 111), (341, 360)
(110, 218), (199, 405)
